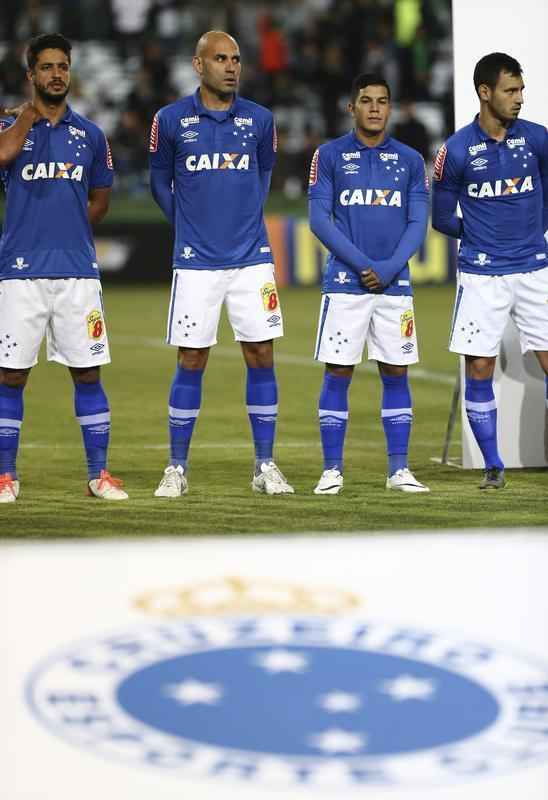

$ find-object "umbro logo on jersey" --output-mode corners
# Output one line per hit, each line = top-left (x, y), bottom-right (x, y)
(340, 188), (402, 207)
(181, 130), (199, 142)
(334, 271), (351, 284)
(506, 136), (526, 149)
(342, 163), (360, 173)
(11, 256), (29, 270)
(379, 152), (398, 162)
(470, 157), (488, 169)
(181, 247), (195, 259)
(180, 115), (200, 128)
(21, 162), (84, 181)
(342, 151), (360, 161)
(69, 125), (86, 138)
(467, 175), (533, 197)
(185, 153), (250, 171)
(22, 138), (34, 151)
(468, 142), (487, 156)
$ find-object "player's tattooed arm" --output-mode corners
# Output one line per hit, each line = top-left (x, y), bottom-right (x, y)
(0, 102), (42, 167)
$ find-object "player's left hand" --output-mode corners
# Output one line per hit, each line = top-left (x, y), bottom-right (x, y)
(361, 269), (383, 291)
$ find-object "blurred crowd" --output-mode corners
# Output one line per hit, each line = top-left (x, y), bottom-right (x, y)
(0, 0), (453, 197)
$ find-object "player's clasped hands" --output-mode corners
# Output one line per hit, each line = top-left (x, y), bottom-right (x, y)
(360, 268), (383, 291)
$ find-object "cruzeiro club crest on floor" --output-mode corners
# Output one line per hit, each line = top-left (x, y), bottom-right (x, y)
(26, 617), (548, 789)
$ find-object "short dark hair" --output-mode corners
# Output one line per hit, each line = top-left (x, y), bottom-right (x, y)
(473, 52), (522, 95)
(26, 33), (72, 71)
(350, 73), (391, 104)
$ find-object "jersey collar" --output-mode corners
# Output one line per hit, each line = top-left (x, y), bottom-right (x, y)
(192, 88), (242, 121)
(350, 129), (393, 150)
(472, 113), (520, 143)
(35, 104), (75, 128)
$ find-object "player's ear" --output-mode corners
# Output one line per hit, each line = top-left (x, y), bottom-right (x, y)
(192, 55), (203, 76)
(347, 101), (354, 115)
(477, 83), (490, 102)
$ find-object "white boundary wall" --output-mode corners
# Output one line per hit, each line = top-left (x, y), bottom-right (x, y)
(452, 0), (548, 468)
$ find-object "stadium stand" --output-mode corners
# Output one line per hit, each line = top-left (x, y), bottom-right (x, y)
(0, 0), (453, 199)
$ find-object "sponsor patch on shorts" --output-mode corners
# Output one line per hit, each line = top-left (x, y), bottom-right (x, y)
(400, 310), (414, 338)
(87, 310), (104, 340)
(261, 282), (278, 312)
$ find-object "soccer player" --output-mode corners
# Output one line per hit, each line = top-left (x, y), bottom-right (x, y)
(149, 30), (293, 497)
(309, 73), (430, 495)
(432, 53), (548, 489)
(0, 33), (127, 502)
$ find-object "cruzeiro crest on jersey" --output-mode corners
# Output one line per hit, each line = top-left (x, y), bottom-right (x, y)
(26, 601), (548, 790)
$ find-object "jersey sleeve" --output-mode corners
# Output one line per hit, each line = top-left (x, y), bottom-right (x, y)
(256, 111), (277, 172)
(432, 140), (462, 193)
(538, 127), (548, 237)
(89, 131), (114, 189)
(148, 109), (174, 172)
(308, 145), (334, 203)
(409, 151), (430, 202)
(432, 140), (464, 238)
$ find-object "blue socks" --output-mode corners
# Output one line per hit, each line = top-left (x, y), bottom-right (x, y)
(169, 366), (203, 469)
(465, 377), (504, 470)
(74, 381), (111, 480)
(381, 373), (412, 477)
(318, 372), (351, 472)
(0, 383), (24, 479)
(246, 366), (278, 468)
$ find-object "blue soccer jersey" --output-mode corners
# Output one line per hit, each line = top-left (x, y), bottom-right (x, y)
(149, 89), (277, 270)
(308, 131), (429, 296)
(432, 117), (548, 275)
(0, 106), (113, 280)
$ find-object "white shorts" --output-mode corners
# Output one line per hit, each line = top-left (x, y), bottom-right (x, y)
(314, 292), (419, 366)
(449, 268), (548, 356)
(0, 278), (110, 369)
(166, 263), (284, 347)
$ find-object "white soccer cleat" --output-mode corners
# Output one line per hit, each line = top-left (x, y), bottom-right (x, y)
(314, 468), (344, 495)
(252, 461), (294, 495)
(0, 473), (19, 503)
(88, 470), (129, 500)
(386, 468), (430, 493)
(154, 464), (188, 498)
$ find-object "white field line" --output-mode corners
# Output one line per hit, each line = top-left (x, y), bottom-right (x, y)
(112, 336), (456, 386)
(20, 440), (460, 450)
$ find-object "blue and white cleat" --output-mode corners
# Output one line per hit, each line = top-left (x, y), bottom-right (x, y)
(252, 461), (294, 495)
(154, 464), (188, 498)
(386, 468), (430, 493)
(314, 468), (344, 495)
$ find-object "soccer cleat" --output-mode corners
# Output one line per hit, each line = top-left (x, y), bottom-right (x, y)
(88, 470), (128, 500)
(386, 468), (430, 493)
(479, 467), (506, 490)
(154, 464), (188, 497)
(314, 468), (344, 495)
(0, 473), (19, 503)
(252, 461), (295, 495)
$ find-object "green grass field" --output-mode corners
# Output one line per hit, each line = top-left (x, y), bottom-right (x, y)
(1, 284), (547, 537)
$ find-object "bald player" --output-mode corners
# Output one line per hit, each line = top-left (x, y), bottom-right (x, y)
(149, 31), (294, 497)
